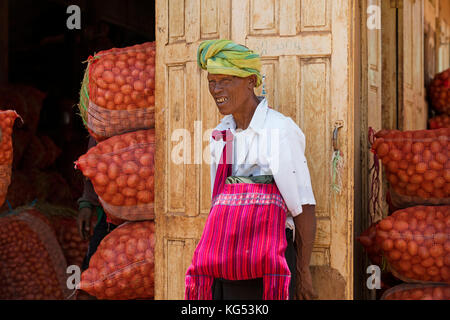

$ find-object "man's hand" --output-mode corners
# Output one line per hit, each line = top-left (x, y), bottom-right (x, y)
(77, 207), (93, 241)
(296, 266), (318, 300)
(293, 204), (317, 300)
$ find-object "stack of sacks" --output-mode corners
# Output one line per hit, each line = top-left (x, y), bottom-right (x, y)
(360, 128), (450, 299)
(75, 42), (157, 300)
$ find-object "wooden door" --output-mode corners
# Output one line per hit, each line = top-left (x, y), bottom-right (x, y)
(399, 0), (427, 130)
(155, 0), (357, 300)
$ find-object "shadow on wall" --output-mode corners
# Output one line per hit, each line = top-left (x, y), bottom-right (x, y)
(310, 266), (347, 300)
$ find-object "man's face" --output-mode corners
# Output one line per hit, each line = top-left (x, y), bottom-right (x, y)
(207, 73), (254, 115)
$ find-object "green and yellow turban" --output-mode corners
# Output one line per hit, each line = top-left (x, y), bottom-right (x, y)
(197, 39), (262, 87)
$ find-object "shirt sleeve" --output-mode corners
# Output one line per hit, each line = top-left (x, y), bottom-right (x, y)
(270, 118), (316, 217)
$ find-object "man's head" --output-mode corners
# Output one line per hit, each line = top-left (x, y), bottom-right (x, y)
(198, 39), (262, 114)
(207, 73), (258, 115)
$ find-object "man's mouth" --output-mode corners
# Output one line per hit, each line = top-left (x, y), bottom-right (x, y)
(215, 97), (228, 104)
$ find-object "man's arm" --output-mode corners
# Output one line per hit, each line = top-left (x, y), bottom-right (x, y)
(77, 136), (100, 240)
(293, 204), (318, 300)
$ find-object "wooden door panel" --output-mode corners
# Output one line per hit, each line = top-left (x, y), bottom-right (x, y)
(300, 58), (331, 219)
(300, 0), (331, 32)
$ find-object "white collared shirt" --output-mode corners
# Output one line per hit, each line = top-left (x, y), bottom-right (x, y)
(209, 97), (316, 234)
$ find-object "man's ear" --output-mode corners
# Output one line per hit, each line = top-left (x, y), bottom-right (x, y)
(247, 75), (257, 89)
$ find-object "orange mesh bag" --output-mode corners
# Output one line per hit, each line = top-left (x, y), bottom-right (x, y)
(78, 221), (155, 300)
(372, 128), (450, 208)
(0, 207), (70, 299)
(381, 283), (450, 300)
(75, 129), (155, 221)
(375, 205), (450, 284)
(0, 110), (20, 207)
(357, 222), (383, 265)
(429, 114), (450, 129)
(429, 68), (450, 115)
(78, 42), (156, 142)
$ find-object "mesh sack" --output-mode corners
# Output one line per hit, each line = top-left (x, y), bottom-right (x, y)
(75, 129), (155, 221)
(429, 114), (450, 129)
(0, 110), (20, 207)
(357, 222), (382, 265)
(78, 221), (155, 300)
(429, 68), (450, 115)
(78, 42), (156, 142)
(372, 128), (450, 208)
(375, 205), (450, 284)
(381, 283), (450, 300)
(32, 202), (97, 268)
(0, 207), (71, 299)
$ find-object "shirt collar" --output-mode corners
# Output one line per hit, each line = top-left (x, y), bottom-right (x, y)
(219, 97), (268, 134)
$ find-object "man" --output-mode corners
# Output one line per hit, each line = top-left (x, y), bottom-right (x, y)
(185, 39), (317, 300)
(77, 136), (121, 272)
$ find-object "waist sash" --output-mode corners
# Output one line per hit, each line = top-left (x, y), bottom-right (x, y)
(185, 130), (290, 300)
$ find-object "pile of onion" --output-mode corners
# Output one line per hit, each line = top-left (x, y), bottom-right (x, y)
(375, 205), (450, 284)
(372, 128), (449, 207)
(79, 42), (156, 142)
(75, 129), (155, 221)
(78, 221), (155, 300)
(0, 208), (69, 299)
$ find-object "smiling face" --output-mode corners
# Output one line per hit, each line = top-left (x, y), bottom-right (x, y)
(207, 73), (257, 115)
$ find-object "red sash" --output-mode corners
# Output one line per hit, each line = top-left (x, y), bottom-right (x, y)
(185, 130), (290, 300)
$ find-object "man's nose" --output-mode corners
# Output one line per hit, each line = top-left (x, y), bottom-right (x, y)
(213, 83), (224, 94)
